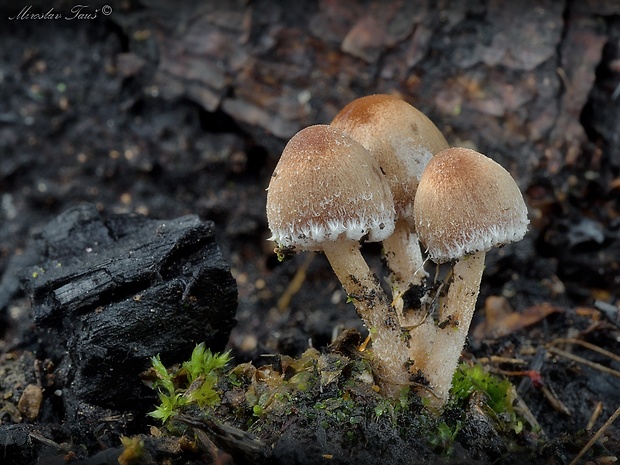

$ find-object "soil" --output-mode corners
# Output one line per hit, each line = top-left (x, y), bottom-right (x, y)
(0, 1), (619, 464)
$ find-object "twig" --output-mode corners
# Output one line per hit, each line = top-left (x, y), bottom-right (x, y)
(540, 384), (571, 416)
(587, 401), (604, 431)
(569, 405), (620, 465)
(511, 387), (546, 438)
(29, 432), (72, 452)
(549, 338), (620, 364)
(547, 346), (620, 379)
(475, 355), (528, 366)
(277, 254), (314, 312)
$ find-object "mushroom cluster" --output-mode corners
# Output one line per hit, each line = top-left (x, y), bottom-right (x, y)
(266, 94), (529, 409)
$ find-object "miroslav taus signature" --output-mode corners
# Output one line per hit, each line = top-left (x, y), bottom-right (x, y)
(8, 4), (112, 21)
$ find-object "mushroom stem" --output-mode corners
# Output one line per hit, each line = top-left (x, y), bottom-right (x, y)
(383, 219), (428, 296)
(382, 219), (434, 372)
(424, 251), (486, 406)
(322, 240), (412, 395)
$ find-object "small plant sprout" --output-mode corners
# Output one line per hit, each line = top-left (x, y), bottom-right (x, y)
(413, 147), (529, 406)
(148, 343), (231, 424)
(266, 124), (412, 395)
(331, 94), (449, 371)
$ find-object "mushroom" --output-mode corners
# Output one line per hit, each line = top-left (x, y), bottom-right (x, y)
(266, 124), (411, 394)
(331, 94), (449, 369)
(413, 147), (529, 406)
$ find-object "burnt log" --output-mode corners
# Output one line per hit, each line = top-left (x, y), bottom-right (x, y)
(21, 204), (237, 411)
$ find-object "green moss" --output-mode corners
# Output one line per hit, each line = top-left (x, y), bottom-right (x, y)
(147, 343), (231, 425)
(427, 420), (462, 450)
(146, 347), (529, 460)
(182, 343), (231, 383)
(417, 363), (526, 455)
(450, 363), (523, 434)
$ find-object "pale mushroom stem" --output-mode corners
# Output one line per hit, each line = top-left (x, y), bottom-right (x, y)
(322, 240), (412, 395)
(383, 219), (428, 297)
(424, 251), (486, 407)
(382, 219), (434, 372)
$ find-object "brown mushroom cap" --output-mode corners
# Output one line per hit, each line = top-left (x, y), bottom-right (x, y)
(413, 147), (529, 263)
(331, 94), (448, 224)
(266, 124), (395, 251)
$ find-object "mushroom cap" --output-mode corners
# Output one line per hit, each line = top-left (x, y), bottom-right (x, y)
(331, 94), (448, 225)
(413, 147), (529, 263)
(266, 124), (395, 251)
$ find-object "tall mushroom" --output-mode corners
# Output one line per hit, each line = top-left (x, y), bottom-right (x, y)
(413, 147), (529, 406)
(331, 94), (449, 369)
(266, 124), (411, 394)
